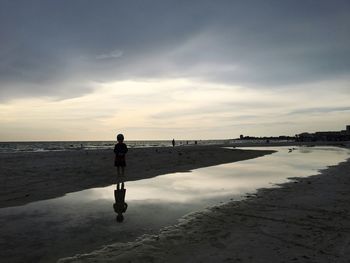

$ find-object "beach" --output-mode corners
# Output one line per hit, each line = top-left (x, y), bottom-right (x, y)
(59, 152), (350, 263)
(0, 145), (273, 208)
(2, 144), (350, 263)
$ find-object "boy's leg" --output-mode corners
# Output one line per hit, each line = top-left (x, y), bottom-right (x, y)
(117, 166), (121, 176)
(121, 166), (125, 176)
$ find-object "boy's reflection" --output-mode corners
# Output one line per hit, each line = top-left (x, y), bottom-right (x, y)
(113, 177), (128, 222)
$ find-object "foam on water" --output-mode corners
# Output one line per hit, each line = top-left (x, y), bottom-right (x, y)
(0, 140), (231, 153)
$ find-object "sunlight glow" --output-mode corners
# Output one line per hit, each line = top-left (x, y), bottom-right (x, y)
(0, 78), (349, 141)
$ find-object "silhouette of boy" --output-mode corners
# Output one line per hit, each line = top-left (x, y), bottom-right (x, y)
(114, 133), (128, 176)
(113, 182), (128, 222)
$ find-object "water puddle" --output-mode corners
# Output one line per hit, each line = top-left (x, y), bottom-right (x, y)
(1, 146), (349, 262)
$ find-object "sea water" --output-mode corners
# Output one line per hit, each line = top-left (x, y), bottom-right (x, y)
(0, 140), (231, 153)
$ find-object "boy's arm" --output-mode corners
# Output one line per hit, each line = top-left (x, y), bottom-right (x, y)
(114, 144), (118, 154)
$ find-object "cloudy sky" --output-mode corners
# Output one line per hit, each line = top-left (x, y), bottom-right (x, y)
(0, 0), (349, 141)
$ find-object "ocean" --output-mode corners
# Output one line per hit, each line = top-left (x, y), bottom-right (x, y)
(0, 140), (232, 153)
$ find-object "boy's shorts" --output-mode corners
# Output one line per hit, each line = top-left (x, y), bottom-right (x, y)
(115, 156), (126, 167)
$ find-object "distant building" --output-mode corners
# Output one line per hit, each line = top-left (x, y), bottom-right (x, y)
(297, 125), (350, 142)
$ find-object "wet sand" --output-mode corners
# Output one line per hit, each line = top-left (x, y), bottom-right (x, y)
(0, 145), (273, 208)
(59, 157), (350, 262)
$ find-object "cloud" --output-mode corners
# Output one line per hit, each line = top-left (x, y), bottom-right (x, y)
(151, 101), (284, 120)
(1, 77), (349, 140)
(96, 49), (124, 60)
(288, 106), (350, 115)
(0, 0), (350, 102)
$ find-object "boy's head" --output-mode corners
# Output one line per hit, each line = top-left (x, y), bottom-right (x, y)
(117, 133), (124, 142)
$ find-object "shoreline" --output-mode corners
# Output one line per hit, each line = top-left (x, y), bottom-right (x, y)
(59, 156), (350, 262)
(0, 145), (273, 209)
(0, 140), (348, 154)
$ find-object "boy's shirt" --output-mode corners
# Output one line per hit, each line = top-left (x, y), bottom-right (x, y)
(114, 143), (128, 156)
(114, 189), (127, 213)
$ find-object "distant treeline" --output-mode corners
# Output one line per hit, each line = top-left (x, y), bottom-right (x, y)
(296, 132), (350, 142)
(238, 125), (350, 142)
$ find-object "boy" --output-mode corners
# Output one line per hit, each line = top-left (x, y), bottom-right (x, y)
(114, 133), (128, 176)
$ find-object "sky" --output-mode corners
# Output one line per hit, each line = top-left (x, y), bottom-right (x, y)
(0, 0), (349, 141)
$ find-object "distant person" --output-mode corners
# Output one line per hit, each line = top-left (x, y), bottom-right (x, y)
(114, 134), (128, 176)
(113, 181), (128, 222)
(172, 139), (175, 147)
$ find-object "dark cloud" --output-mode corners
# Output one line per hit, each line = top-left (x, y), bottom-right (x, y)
(1, 0), (350, 101)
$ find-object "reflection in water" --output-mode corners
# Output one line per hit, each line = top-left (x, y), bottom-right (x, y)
(0, 146), (349, 262)
(113, 176), (128, 222)
(83, 146), (349, 204)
